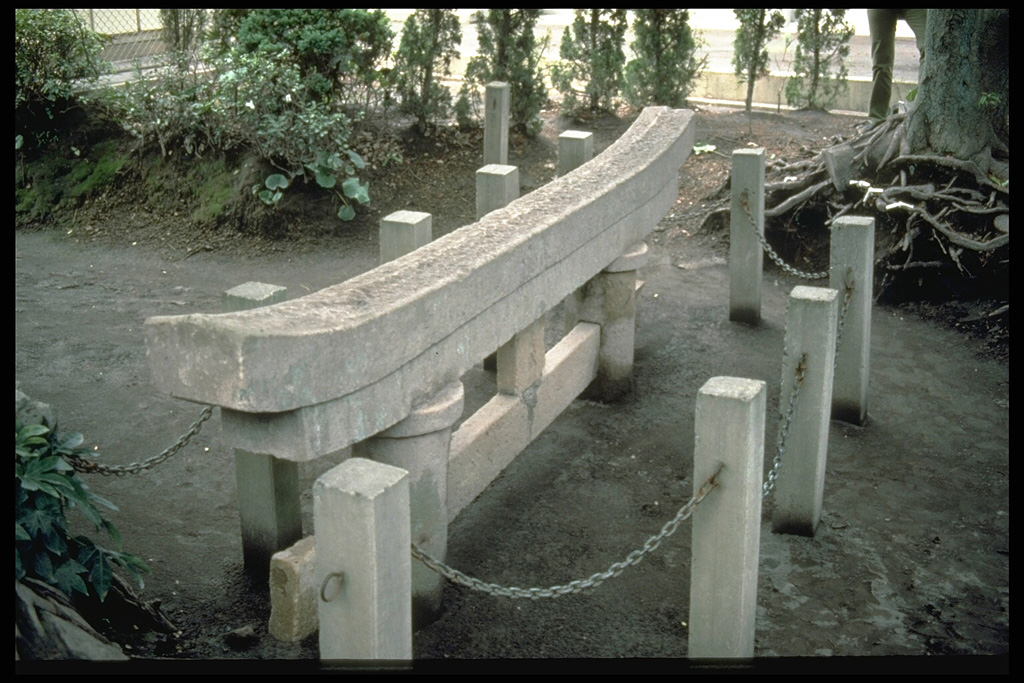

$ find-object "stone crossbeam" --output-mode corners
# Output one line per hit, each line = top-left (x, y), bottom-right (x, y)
(145, 107), (695, 461)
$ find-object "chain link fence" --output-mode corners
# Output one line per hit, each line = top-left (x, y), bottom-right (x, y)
(70, 9), (169, 69)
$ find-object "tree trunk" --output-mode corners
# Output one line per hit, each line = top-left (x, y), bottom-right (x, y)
(904, 9), (1008, 172)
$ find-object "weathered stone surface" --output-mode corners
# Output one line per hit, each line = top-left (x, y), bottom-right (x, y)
(145, 107), (695, 457)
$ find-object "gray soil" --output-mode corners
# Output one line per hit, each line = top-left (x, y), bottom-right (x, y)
(15, 107), (1008, 672)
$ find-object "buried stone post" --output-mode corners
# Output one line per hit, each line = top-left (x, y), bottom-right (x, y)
(354, 382), (463, 627)
(689, 377), (766, 659)
(223, 282), (302, 577)
(577, 241), (649, 401)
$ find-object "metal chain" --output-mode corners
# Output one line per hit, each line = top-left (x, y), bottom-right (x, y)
(739, 189), (829, 280)
(412, 465), (724, 600)
(833, 273), (855, 372)
(63, 405), (214, 476)
(763, 354), (806, 499)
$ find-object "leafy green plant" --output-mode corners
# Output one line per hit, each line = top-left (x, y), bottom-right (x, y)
(15, 9), (108, 148)
(231, 9), (394, 110)
(457, 10), (549, 136)
(15, 421), (149, 602)
(394, 9), (463, 134)
(624, 9), (706, 109)
(732, 9), (787, 113)
(784, 9), (854, 111)
(551, 9), (628, 116)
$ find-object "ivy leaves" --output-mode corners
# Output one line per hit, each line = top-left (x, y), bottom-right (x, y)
(15, 421), (149, 602)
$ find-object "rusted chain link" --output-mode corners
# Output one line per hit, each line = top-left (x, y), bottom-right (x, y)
(763, 354), (807, 499)
(412, 464), (724, 600)
(739, 189), (830, 280)
(834, 272), (854, 372)
(63, 405), (214, 476)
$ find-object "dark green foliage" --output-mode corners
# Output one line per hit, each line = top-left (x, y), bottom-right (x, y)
(624, 10), (706, 109)
(784, 10), (854, 111)
(458, 10), (548, 136)
(394, 9), (463, 134)
(231, 9), (394, 104)
(15, 9), (108, 148)
(15, 422), (149, 602)
(551, 9), (628, 115)
(732, 9), (787, 112)
(160, 9), (209, 69)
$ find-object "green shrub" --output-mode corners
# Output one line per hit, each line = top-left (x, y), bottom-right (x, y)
(458, 10), (548, 136)
(784, 9), (854, 111)
(551, 10), (628, 115)
(394, 9), (463, 134)
(732, 9), (787, 113)
(160, 9), (209, 70)
(15, 421), (149, 602)
(232, 9), (394, 109)
(15, 9), (108, 148)
(115, 45), (370, 221)
(624, 10), (706, 109)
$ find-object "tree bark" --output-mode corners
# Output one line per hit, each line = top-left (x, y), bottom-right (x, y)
(904, 9), (1008, 172)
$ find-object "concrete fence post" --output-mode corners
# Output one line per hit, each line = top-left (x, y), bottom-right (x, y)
(829, 215), (875, 425)
(484, 82), (509, 166)
(557, 130), (593, 178)
(558, 130), (595, 336)
(353, 382), (463, 627)
(689, 377), (766, 659)
(315, 458), (412, 661)
(223, 282), (302, 576)
(380, 210), (432, 265)
(772, 286), (837, 537)
(729, 148), (766, 325)
(477, 164), (520, 370)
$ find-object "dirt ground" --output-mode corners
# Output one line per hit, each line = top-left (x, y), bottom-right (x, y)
(14, 107), (1009, 671)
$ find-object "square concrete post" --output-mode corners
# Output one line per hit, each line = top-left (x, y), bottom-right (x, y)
(496, 316), (545, 395)
(484, 82), (509, 165)
(477, 164), (520, 370)
(558, 130), (593, 177)
(578, 242), (649, 401)
(315, 458), (412, 661)
(829, 216), (875, 425)
(729, 148), (766, 325)
(689, 377), (766, 659)
(353, 382), (463, 627)
(772, 286), (837, 537)
(223, 282), (302, 576)
(380, 210), (432, 265)
(558, 130), (595, 335)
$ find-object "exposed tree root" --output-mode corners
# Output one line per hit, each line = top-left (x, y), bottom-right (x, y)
(699, 113), (1009, 303)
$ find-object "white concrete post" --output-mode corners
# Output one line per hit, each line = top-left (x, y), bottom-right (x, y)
(380, 210), (432, 265)
(578, 241), (649, 401)
(496, 317), (545, 395)
(315, 458), (412, 661)
(829, 215), (875, 425)
(353, 382), (463, 626)
(689, 377), (765, 659)
(729, 148), (766, 325)
(476, 163), (519, 221)
(558, 130), (595, 335)
(772, 286), (837, 537)
(484, 82), (509, 166)
(477, 164), (520, 371)
(558, 130), (593, 177)
(223, 282), (302, 576)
